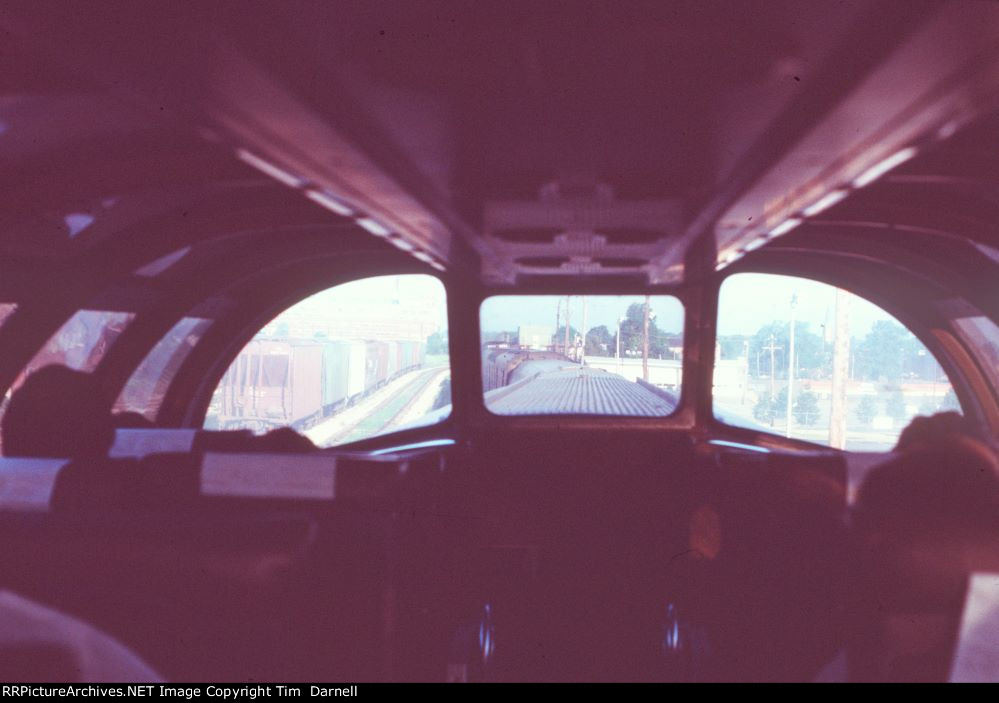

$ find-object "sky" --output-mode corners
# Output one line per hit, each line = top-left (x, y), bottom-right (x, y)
(289, 274), (448, 330)
(480, 295), (685, 335)
(716, 273), (897, 338)
(273, 272), (902, 342)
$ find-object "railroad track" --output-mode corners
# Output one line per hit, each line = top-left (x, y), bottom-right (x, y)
(335, 367), (446, 445)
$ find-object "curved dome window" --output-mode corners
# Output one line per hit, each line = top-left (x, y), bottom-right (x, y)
(205, 274), (450, 447)
(714, 273), (959, 451)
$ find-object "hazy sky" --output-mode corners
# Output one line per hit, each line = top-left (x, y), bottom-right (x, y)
(480, 275), (903, 339)
(290, 274), (448, 329)
(716, 273), (897, 337)
(481, 295), (685, 334)
(278, 272), (902, 341)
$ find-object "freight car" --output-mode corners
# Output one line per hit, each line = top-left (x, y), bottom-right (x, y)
(212, 338), (424, 431)
(481, 346), (568, 393)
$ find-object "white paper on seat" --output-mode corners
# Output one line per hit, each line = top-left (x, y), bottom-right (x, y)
(950, 572), (999, 682)
(200, 453), (336, 499)
(0, 459), (66, 511)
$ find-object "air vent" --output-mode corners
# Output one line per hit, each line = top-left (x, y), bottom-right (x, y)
(593, 257), (647, 268)
(594, 227), (664, 244)
(514, 256), (570, 268)
(492, 227), (562, 243)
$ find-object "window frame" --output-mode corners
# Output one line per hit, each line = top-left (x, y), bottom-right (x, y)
(464, 282), (698, 432)
(477, 292), (687, 420)
(708, 264), (994, 452)
(176, 267), (455, 449)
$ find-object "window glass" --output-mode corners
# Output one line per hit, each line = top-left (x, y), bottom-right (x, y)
(480, 295), (684, 416)
(0, 310), (134, 452)
(715, 273), (958, 451)
(25, 310), (134, 374)
(204, 275), (450, 447)
(114, 317), (212, 421)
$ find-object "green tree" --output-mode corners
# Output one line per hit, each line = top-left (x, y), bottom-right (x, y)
(617, 303), (649, 356)
(773, 386), (789, 419)
(585, 325), (613, 356)
(555, 325), (580, 352)
(615, 301), (683, 359)
(794, 388), (821, 426)
(717, 335), (749, 360)
(748, 321), (825, 380)
(753, 396), (777, 425)
(855, 320), (920, 382)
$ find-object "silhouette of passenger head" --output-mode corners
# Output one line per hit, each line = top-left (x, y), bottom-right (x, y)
(852, 435), (999, 681)
(2, 365), (115, 458)
(894, 411), (973, 452)
(256, 427), (317, 453)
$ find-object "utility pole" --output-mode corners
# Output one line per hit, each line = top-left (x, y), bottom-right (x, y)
(786, 294), (797, 438)
(580, 296), (587, 366)
(616, 317), (625, 375)
(763, 332), (784, 427)
(564, 296), (571, 359)
(764, 334), (782, 401)
(642, 295), (651, 381)
(555, 298), (562, 353)
(829, 288), (851, 449)
(742, 340), (749, 405)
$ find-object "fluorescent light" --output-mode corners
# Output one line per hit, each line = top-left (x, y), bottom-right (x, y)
(769, 218), (803, 237)
(389, 237), (415, 251)
(235, 149), (305, 188)
(716, 251), (740, 270)
(853, 147), (918, 188)
(304, 189), (354, 217)
(802, 189), (849, 217)
(356, 217), (392, 237)
(409, 250), (445, 270)
(743, 236), (769, 252)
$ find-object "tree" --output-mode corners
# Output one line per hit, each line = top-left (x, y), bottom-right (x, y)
(717, 335), (748, 360)
(614, 302), (681, 359)
(748, 321), (825, 379)
(753, 396), (777, 425)
(555, 325), (580, 343)
(794, 388), (821, 426)
(617, 303), (648, 356)
(856, 395), (876, 425)
(585, 325), (613, 356)
(775, 386), (790, 419)
(854, 320), (920, 382)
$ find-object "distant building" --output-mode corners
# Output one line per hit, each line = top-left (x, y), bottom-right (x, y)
(518, 325), (553, 350)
